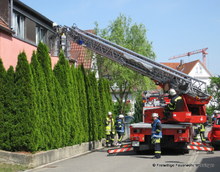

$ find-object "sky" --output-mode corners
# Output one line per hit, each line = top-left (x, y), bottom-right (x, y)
(21, 0), (220, 76)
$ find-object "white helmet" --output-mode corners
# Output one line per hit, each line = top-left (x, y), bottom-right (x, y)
(119, 114), (124, 118)
(108, 112), (112, 116)
(214, 110), (220, 114)
(152, 113), (159, 118)
(168, 88), (176, 96)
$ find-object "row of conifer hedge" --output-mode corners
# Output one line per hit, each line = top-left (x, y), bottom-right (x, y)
(0, 42), (112, 152)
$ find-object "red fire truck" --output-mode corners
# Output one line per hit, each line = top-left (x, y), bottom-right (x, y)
(130, 91), (210, 153)
(208, 113), (220, 149)
(53, 25), (211, 153)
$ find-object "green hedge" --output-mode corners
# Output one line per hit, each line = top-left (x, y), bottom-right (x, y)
(0, 42), (112, 152)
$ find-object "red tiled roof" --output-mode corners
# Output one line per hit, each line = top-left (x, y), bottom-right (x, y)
(0, 17), (9, 28)
(161, 60), (211, 75)
(180, 60), (199, 74)
(161, 60), (197, 74)
(70, 42), (92, 69)
(0, 17), (13, 34)
(161, 62), (180, 70)
(69, 30), (95, 69)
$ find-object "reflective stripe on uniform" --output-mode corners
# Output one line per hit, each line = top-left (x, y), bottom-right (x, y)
(200, 124), (205, 132)
(175, 96), (182, 101)
(155, 138), (161, 143)
(118, 135), (123, 142)
(168, 96), (182, 110)
(155, 151), (161, 154)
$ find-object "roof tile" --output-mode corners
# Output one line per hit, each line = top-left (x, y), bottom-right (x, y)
(0, 17), (11, 31)
(161, 60), (211, 75)
(69, 30), (95, 69)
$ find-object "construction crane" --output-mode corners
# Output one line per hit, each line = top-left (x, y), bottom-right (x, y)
(168, 48), (208, 66)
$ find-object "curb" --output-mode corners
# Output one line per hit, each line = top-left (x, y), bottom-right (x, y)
(0, 139), (105, 168)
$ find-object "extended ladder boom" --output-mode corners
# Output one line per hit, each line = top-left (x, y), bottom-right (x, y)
(55, 26), (209, 99)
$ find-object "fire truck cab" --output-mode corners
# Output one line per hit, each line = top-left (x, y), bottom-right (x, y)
(208, 114), (220, 148)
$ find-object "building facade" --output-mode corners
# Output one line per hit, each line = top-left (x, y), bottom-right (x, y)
(162, 60), (212, 89)
(0, 0), (59, 69)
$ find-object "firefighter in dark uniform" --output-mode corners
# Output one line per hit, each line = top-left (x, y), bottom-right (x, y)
(151, 113), (162, 159)
(164, 88), (183, 119)
(115, 114), (125, 146)
(212, 110), (218, 124)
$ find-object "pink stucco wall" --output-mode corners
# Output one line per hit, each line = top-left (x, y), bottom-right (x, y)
(0, 32), (59, 70)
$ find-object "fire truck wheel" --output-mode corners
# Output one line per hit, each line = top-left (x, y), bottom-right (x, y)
(133, 147), (141, 154)
(183, 149), (189, 154)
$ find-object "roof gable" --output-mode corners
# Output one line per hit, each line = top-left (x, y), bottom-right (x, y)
(188, 60), (212, 77)
(161, 60), (212, 76)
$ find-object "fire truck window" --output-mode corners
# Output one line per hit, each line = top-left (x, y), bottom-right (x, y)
(188, 106), (199, 115)
(217, 119), (220, 125)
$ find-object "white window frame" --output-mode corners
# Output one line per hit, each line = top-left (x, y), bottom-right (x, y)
(12, 11), (25, 39)
(36, 25), (47, 45)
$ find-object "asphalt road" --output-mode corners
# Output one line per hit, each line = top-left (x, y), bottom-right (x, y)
(27, 126), (220, 172)
(27, 146), (220, 172)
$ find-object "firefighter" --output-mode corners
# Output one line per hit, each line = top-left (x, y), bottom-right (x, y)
(211, 110), (218, 124)
(151, 113), (162, 159)
(164, 88), (183, 119)
(193, 124), (199, 140)
(115, 114), (125, 146)
(106, 112), (115, 147)
(198, 123), (206, 142)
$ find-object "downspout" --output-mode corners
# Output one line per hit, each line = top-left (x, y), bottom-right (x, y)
(10, 0), (13, 29)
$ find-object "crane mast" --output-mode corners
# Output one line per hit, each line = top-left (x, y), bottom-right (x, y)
(53, 26), (209, 99)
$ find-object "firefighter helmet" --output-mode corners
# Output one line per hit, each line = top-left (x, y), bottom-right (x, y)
(152, 113), (159, 118)
(119, 114), (124, 118)
(168, 88), (176, 96)
(214, 110), (220, 114)
(108, 112), (112, 116)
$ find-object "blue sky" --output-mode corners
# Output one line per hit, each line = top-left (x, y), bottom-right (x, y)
(21, 0), (220, 76)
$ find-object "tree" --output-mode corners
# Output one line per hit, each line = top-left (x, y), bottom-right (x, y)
(95, 14), (156, 114)
(133, 91), (144, 123)
(30, 52), (50, 150)
(36, 42), (61, 149)
(1, 66), (15, 150)
(12, 52), (37, 151)
(54, 51), (83, 145)
(98, 78), (113, 139)
(75, 66), (89, 142)
(84, 71), (98, 141)
(207, 76), (220, 115)
(0, 59), (6, 149)
(89, 72), (102, 140)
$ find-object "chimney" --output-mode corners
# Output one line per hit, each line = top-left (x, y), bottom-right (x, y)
(177, 59), (184, 71)
(180, 59), (184, 66)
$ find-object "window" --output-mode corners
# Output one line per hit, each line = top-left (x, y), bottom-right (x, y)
(199, 66), (202, 74)
(217, 119), (220, 125)
(26, 18), (36, 43)
(195, 66), (202, 74)
(36, 25), (47, 45)
(13, 12), (25, 39)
